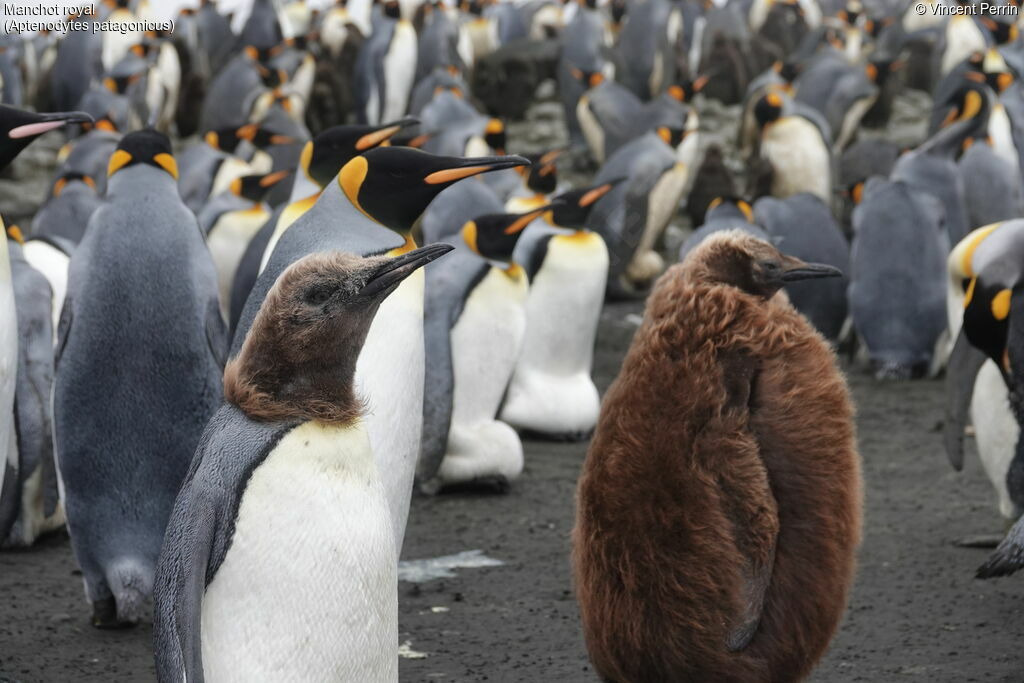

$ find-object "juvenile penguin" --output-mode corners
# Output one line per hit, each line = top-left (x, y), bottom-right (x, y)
(154, 246), (451, 683)
(418, 211), (540, 493)
(231, 147), (529, 552)
(499, 182), (614, 439)
(573, 231), (860, 682)
(54, 130), (225, 627)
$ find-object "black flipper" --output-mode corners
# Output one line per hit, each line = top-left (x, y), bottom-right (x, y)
(206, 298), (228, 370)
(944, 328), (989, 471)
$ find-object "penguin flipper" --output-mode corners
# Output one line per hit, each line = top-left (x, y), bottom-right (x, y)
(154, 487), (218, 683)
(54, 296), (71, 369)
(944, 328), (988, 472)
(206, 298), (228, 370)
(718, 350), (779, 652)
(977, 514), (1024, 578)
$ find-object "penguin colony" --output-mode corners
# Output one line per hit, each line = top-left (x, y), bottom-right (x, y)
(0, 0), (1021, 680)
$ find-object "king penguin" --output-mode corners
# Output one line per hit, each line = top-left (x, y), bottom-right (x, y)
(0, 227), (61, 548)
(199, 170), (292, 320)
(354, 0), (418, 125)
(573, 230), (858, 682)
(419, 209), (544, 493)
(54, 130), (226, 627)
(945, 222), (1024, 533)
(499, 181), (615, 440)
(754, 91), (833, 203)
(0, 105), (92, 527)
(231, 147), (529, 552)
(154, 245), (451, 683)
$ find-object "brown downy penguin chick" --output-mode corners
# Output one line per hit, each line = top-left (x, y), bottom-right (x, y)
(573, 230), (862, 683)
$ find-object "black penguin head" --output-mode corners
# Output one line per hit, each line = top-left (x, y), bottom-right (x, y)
(107, 129), (178, 180)
(569, 66), (606, 90)
(772, 61), (801, 86)
(0, 106), (93, 170)
(866, 60), (901, 85)
(962, 274), (1013, 372)
(484, 119), (506, 154)
(301, 119), (418, 187)
(52, 172), (98, 197)
(231, 170), (292, 202)
(522, 149), (562, 194)
(610, 0), (627, 24)
(578, 0), (598, 9)
(461, 207), (547, 262)
(706, 196), (754, 223)
(460, 0), (485, 16)
(383, 0), (402, 18)
(939, 80), (989, 130)
(656, 126), (689, 148)
(754, 92), (784, 127)
(225, 245), (454, 424)
(337, 147), (530, 233)
(667, 75), (709, 103)
(686, 231), (841, 299)
(982, 17), (1019, 45)
(548, 179), (621, 228)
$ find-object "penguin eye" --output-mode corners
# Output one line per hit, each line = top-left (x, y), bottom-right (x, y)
(304, 286), (333, 306)
(760, 260), (781, 273)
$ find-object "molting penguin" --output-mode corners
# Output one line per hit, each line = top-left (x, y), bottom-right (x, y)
(154, 246), (451, 683)
(499, 182), (615, 440)
(231, 147), (529, 552)
(573, 230), (859, 682)
(419, 210), (542, 493)
(0, 228), (61, 547)
(850, 178), (950, 379)
(753, 193), (851, 341)
(54, 130), (225, 627)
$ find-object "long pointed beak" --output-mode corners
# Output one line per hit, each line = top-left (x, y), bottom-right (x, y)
(9, 110), (94, 139)
(424, 154), (531, 184)
(361, 243), (454, 297)
(357, 117), (421, 150)
(780, 261), (843, 282)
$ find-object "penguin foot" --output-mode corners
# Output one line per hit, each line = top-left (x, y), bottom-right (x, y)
(521, 428), (593, 443)
(438, 475), (511, 495)
(953, 534), (1004, 549)
(91, 598), (134, 630)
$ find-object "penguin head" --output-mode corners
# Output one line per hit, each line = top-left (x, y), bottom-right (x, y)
(5, 225), (24, 245)
(231, 170), (292, 203)
(569, 66), (606, 90)
(754, 92), (784, 127)
(772, 61), (801, 89)
(484, 119), (506, 154)
(338, 147), (530, 233)
(610, 0), (627, 24)
(224, 245), (454, 424)
(656, 126), (689, 148)
(461, 207), (547, 263)
(301, 119), (418, 187)
(684, 231), (842, 299)
(865, 59), (901, 86)
(578, 0), (598, 9)
(107, 129), (178, 180)
(706, 197), (755, 223)
(548, 179), (622, 229)
(667, 75), (709, 103)
(523, 149), (562, 194)
(982, 17), (1018, 45)
(939, 81), (989, 130)
(52, 172), (98, 197)
(383, 0), (402, 18)
(962, 273), (1014, 374)
(0, 106), (93, 171)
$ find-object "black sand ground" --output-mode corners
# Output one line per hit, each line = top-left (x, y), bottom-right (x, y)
(1, 298), (1023, 682)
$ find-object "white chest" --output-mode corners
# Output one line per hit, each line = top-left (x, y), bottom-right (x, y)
(356, 270), (425, 553)
(450, 266), (528, 425)
(762, 118), (831, 202)
(201, 421), (397, 683)
(208, 208), (270, 318)
(382, 23), (417, 123)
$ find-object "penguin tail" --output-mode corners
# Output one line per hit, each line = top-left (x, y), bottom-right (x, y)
(977, 521), (1024, 579)
(104, 558), (153, 625)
